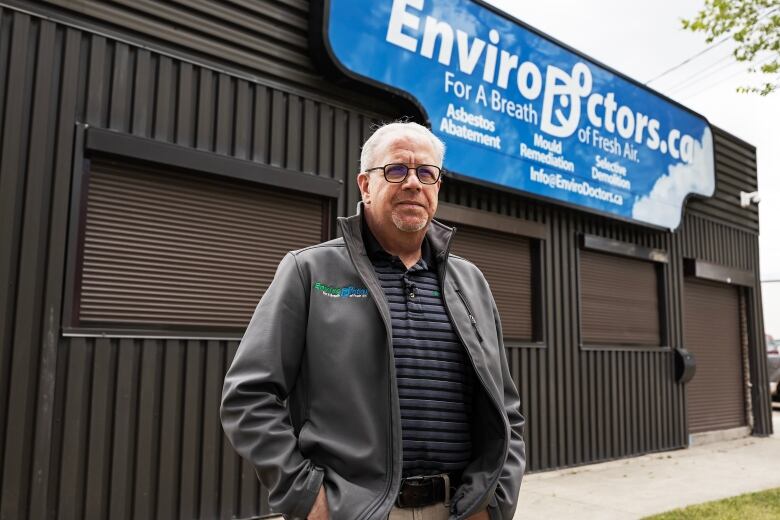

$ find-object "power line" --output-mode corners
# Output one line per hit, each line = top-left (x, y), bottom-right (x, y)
(645, 6), (779, 86)
(665, 49), (777, 97)
(645, 35), (731, 85)
(665, 55), (747, 97)
(677, 61), (767, 100)
(676, 54), (777, 101)
(663, 52), (736, 94)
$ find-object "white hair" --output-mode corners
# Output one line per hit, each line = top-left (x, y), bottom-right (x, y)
(359, 121), (445, 173)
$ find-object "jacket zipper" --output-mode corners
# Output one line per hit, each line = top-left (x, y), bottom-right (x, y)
(338, 217), (399, 520)
(358, 276), (397, 520)
(455, 287), (484, 343)
(439, 239), (508, 519)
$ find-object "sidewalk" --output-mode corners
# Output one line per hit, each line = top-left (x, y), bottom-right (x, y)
(515, 409), (780, 519)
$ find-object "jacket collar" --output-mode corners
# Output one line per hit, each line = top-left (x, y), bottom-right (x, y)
(338, 202), (456, 263)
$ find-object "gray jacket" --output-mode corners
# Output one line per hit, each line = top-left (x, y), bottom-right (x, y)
(220, 209), (526, 520)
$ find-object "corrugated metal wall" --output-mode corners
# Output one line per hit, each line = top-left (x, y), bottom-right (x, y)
(436, 188), (691, 471)
(0, 3), (769, 519)
(48, 338), (261, 520)
(0, 8), (384, 518)
(35, 0), (354, 103)
(689, 129), (759, 232)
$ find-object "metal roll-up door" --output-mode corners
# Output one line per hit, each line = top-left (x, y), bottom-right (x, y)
(76, 160), (326, 330)
(450, 225), (533, 343)
(684, 279), (745, 433)
(579, 249), (660, 346)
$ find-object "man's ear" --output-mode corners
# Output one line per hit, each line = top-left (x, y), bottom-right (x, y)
(357, 172), (371, 203)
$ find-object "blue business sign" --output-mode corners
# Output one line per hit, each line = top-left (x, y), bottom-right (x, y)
(313, 0), (716, 230)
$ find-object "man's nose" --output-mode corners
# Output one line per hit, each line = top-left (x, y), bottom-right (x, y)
(401, 168), (423, 190)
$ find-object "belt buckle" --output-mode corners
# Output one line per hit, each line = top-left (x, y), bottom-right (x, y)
(396, 475), (429, 508)
(396, 474), (451, 508)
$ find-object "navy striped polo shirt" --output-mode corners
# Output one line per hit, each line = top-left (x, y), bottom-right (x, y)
(363, 223), (473, 476)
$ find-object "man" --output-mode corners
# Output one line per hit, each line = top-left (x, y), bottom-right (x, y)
(221, 121), (525, 520)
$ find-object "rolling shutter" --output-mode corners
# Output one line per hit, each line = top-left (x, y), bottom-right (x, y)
(580, 249), (660, 346)
(76, 160), (326, 330)
(684, 280), (745, 433)
(450, 226), (533, 343)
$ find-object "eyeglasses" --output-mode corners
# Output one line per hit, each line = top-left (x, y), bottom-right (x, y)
(365, 163), (442, 185)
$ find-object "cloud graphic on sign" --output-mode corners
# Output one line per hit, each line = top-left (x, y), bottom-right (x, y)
(631, 127), (715, 229)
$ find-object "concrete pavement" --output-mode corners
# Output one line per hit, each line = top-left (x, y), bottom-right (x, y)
(515, 408), (780, 519)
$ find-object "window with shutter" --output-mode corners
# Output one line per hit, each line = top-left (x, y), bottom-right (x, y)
(579, 249), (662, 346)
(70, 160), (327, 332)
(450, 225), (539, 344)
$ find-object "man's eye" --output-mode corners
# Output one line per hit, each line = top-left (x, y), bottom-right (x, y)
(385, 165), (407, 179)
(417, 166), (437, 181)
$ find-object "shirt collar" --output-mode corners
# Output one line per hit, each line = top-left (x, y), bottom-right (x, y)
(362, 215), (434, 270)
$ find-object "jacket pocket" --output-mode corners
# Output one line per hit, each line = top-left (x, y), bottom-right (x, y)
(455, 287), (484, 343)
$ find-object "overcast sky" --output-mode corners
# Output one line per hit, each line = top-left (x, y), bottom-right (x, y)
(483, 0), (780, 335)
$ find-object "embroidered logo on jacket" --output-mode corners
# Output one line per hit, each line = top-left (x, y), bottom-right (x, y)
(313, 281), (368, 298)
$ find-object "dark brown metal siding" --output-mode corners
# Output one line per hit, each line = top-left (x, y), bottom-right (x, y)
(580, 250), (660, 346)
(50, 337), (267, 519)
(0, 9), (379, 519)
(687, 128), (759, 232)
(0, 4), (770, 520)
(450, 226), (533, 342)
(77, 160), (325, 329)
(32, 0), (388, 112)
(683, 280), (746, 433)
(440, 178), (690, 471)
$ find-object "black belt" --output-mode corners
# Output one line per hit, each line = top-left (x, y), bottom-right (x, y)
(396, 474), (456, 508)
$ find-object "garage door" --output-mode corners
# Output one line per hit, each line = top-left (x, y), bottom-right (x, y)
(683, 279), (745, 433)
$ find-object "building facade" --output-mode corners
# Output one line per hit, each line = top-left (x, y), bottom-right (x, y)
(0, 1), (770, 519)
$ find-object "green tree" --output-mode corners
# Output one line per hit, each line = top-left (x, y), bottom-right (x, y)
(682, 0), (780, 95)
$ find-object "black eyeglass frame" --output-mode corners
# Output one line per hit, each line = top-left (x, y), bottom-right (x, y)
(364, 163), (443, 184)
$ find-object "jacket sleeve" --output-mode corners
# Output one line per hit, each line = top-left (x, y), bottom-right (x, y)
(220, 252), (324, 519)
(488, 297), (527, 520)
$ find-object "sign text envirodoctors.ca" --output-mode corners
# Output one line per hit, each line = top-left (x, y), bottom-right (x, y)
(321, 0), (715, 229)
